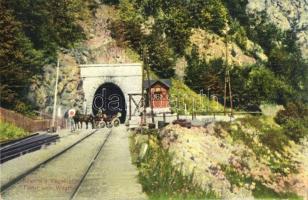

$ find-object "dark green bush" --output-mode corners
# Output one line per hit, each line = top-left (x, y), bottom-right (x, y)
(282, 118), (308, 143)
(260, 129), (289, 152)
(275, 102), (308, 142)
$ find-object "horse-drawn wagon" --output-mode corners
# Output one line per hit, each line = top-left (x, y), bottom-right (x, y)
(94, 112), (121, 129)
(71, 109), (121, 130)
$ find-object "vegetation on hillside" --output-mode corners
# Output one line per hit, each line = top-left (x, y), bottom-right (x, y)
(131, 110), (307, 199)
(275, 102), (308, 143)
(216, 115), (305, 199)
(130, 130), (218, 200)
(184, 47), (293, 110)
(1, 0), (306, 114)
(109, 0), (307, 111)
(154, 113), (307, 198)
(0, 0), (96, 113)
(169, 79), (223, 114)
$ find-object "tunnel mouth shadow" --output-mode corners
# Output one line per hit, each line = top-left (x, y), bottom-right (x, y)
(92, 82), (126, 123)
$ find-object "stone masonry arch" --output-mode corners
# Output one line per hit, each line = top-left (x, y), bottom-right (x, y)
(80, 63), (142, 123)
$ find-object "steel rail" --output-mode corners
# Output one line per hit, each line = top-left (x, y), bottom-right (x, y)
(1, 129), (97, 164)
(0, 136), (60, 164)
(1, 135), (58, 153)
(0, 133), (39, 148)
(1, 134), (56, 152)
(0, 129), (98, 193)
(70, 129), (112, 199)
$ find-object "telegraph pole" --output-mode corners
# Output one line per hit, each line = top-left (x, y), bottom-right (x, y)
(143, 45), (155, 124)
(228, 70), (233, 116)
(224, 35), (228, 115)
(51, 59), (60, 131)
(146, 62), (155, 124)
(141, 46), (146, 125)
(223, 33), (233, 116)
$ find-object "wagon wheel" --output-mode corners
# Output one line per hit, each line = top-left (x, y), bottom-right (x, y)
(106, 122), (113, 129)
(113, 118), (120, 127)
(99, 121), (106, 128)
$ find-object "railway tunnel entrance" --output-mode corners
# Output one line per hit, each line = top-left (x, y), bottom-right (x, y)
(80, 63), (142, 123)
(92, 83), (126, 123)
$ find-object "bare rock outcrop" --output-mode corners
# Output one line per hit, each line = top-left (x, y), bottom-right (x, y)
(247, 0), (308, 58)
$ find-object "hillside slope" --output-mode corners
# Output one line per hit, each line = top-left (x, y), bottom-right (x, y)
(247, 0), (308, 58)
(29, 4), (221, 114)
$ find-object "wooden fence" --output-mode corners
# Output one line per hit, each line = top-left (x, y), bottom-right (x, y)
(0, 107), (64, 132)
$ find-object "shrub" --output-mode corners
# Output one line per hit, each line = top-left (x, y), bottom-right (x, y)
(275, 102), (308, 142)
(0, 121), (28, 142)
(282, 118), (308, 143)
(260, 129), (289, 152)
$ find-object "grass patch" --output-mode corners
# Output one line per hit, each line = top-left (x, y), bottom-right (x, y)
(252, 181), (302, 199)
(221, 165), (301, 199)
(236, 116), (289, 152)
(0, 121), (29, 142)
(169, 79), (223, 114)
(130, 131), (217, 199)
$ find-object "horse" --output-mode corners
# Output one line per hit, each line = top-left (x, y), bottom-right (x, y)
(73, 110), (95, 129)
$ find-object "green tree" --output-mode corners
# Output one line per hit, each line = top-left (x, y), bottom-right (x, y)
(162, 6), (191, 55)
(229, 19), (248, 50)
(222, 0), (249, 26)
(145, 31), (176, 78)
(0, 2), (42, 110)
(6, 0), (88, 56)
(275, 102), (308, 142)
(189, 0), (228, 34)
(184, 45), (205, 91)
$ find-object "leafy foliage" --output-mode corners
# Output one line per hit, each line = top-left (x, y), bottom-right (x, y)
(275, 102), (308, 143)
(0, 121), (28, 142)
(185, 46), (225, 95)
(229, 19), (248, 50)
(113, 0), (307, 109)
(184, 45), (293, 110)
(169, 79), (223, 114)
(5, 0), (90, 55)
(0, 2), (43, 109)
(0, 0), (94, 112)
(131, 132), (218, 199)
(111, 0), (229, 78)
(222, 0), (249, 26)
(145, 31), (176, 78)
(239, 11), (307, 104)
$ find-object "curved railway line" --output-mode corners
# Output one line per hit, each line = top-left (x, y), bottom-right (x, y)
(0, 129), (112, 199)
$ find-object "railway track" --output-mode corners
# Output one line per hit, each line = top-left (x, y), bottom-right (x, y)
(0, 133), (39, 147)
(0, 128), (99, 164)
(70, 129), (112, 199)
(0, 134), (60, 164)
(0, 128), (112, 199)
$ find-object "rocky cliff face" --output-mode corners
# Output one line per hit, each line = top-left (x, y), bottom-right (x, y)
(75, 5), (138, 65)
(29, 5), (138, 115)
(247, 0), (308, 58)
(190, 29), (267, 66)
(28, 53), (84, 114)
